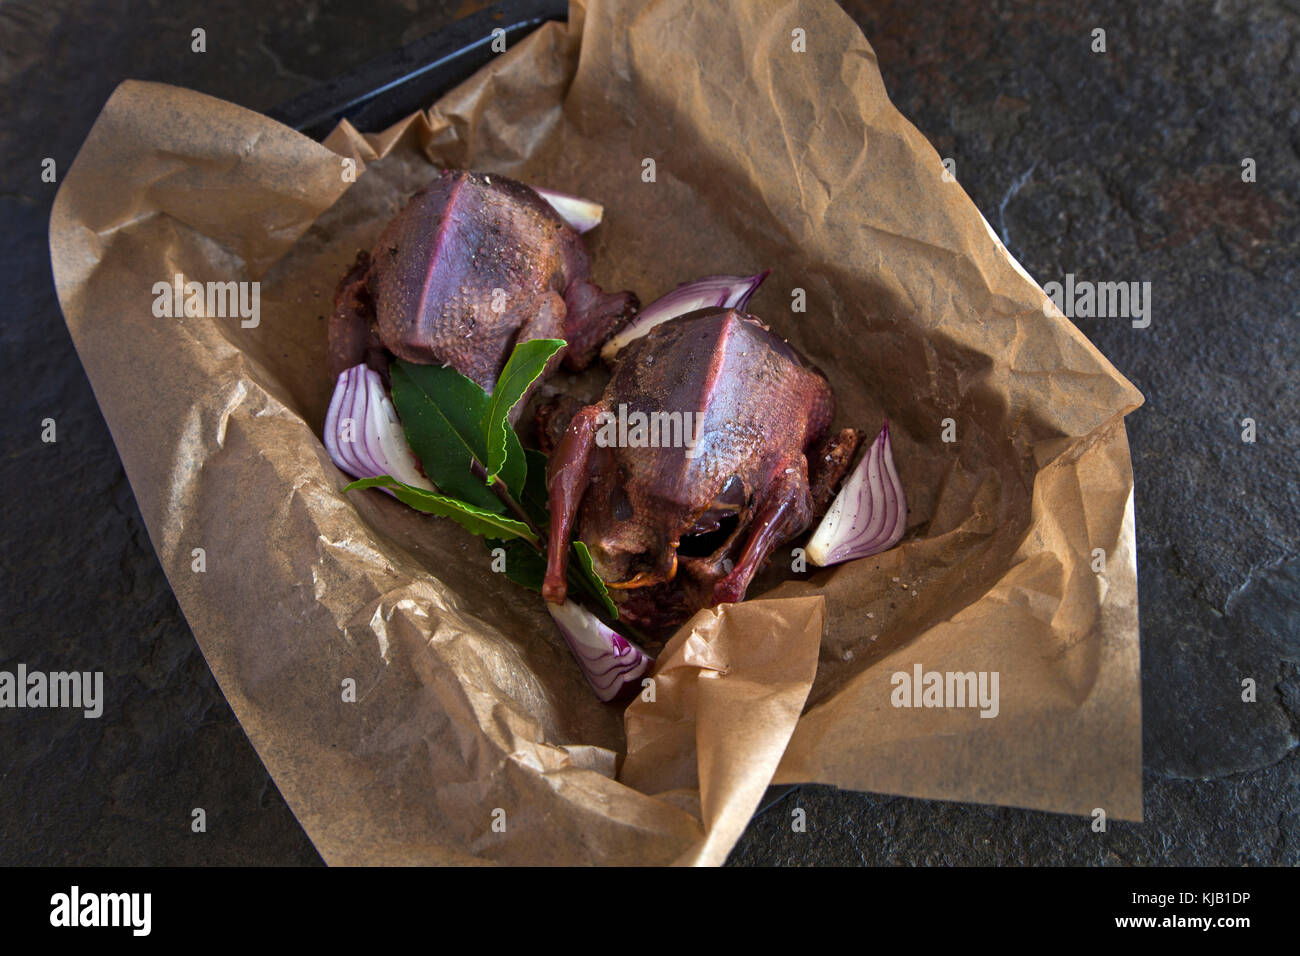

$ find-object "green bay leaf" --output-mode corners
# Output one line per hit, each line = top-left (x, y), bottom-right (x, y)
(345, 476), (535, 542)
(484, 338), (565, 487)
(572, 540), (617, 619)
(389, 361), (499, 512)
(484, 537), (547, 593)
(522, 448), (551, 528)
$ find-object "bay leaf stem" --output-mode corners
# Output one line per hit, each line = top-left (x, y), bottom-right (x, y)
(471, 458), (543, 549)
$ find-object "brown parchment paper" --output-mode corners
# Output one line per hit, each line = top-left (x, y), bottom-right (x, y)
(49, 0), (1145, 865)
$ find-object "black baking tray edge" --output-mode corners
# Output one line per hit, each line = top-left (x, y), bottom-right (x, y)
(268, 0), (801, 827)
(267, 0), (567, 140)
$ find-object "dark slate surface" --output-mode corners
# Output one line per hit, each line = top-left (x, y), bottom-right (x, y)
(1, 0), (1295, 866)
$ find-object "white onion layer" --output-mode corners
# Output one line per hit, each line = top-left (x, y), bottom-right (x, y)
(599, 271), (769, 361)
(806, 421), (907, 567)
(323, 364), (433, 492)
(547, 600), (654, 703)
(531, 185), (604, 234)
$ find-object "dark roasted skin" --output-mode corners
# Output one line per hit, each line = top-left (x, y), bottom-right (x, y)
(543, 308), (860, 634)
(328, 251), (389, 383)
(328, 169), (638, 390)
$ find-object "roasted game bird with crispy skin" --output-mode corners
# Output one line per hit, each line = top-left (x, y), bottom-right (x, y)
(542, 308), (860, 634)
(328, 169), (638, 390)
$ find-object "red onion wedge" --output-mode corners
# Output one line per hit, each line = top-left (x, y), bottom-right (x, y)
(323, 363), (433, 493)
(599, 271), (770, 361)
(806, 421), (907, 567)
(530, 185), (604, 234)
(547, 600), (654, 703)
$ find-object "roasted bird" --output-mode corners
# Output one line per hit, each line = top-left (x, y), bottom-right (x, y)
(328, 169), (638, 391)
(542, 308), (860, 633)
